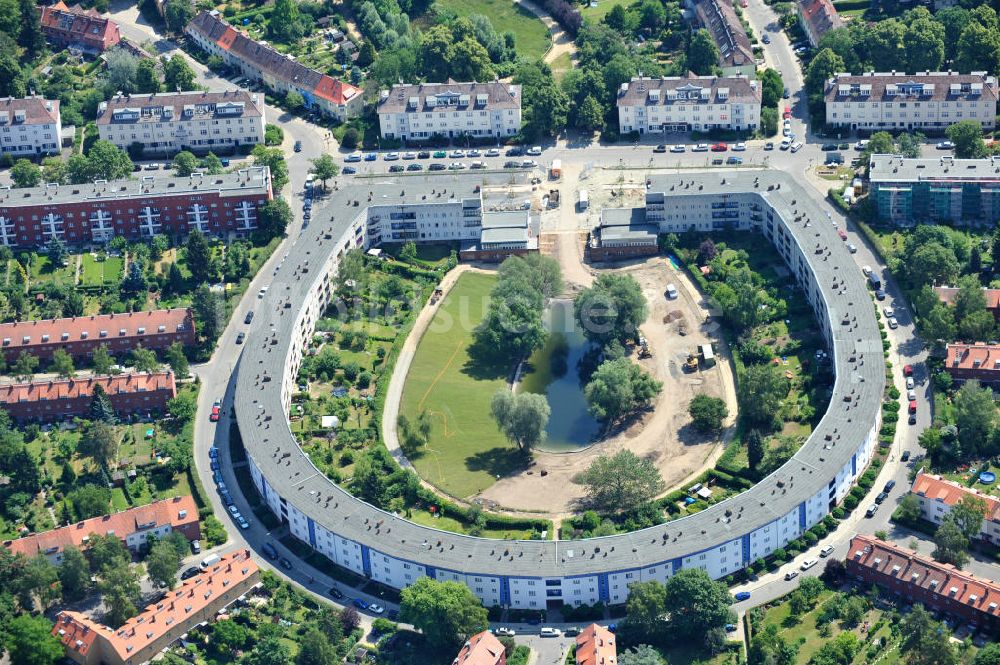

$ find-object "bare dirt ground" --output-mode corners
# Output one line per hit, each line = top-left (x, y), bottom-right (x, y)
(475, 175), (738, 515)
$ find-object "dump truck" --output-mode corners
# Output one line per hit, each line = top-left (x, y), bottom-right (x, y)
(550, 159), (562, 179)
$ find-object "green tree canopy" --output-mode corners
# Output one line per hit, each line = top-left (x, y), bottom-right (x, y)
(687, 28), (720, 75)
(585, 358), (662, 425)
(399, 578), (488, 650)
(490, 389), (550, 452)
(575, 273), (648, 345)
(663, 568), (734, 637)
(688, 393), (728, 432)
(576, 449), (665, 513)
(6, 615), (64, 665)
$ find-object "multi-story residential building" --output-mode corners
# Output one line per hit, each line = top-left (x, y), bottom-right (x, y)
(185, 11), (362, 121)
(454, 630), (506, 665)
(934, 286), (1000, 319)
(868, 155), (1000, 225)
(0, 97), (62, 158)
(617, 75), (762, 134)
(377, 81), (522, 141)
(576, 624), (617, 665)
(944, 343), (1000, 385)
(40, 2), (121, 54)
(5, 496), (199, 563)
(910, 472), (1000, 543)
(0, 309), (195, 362)
(96, 90), (265, 156)
(825, 72), (998, 132)
(589, 208), (659, 262)
(693, 0), (756, 77)
(54, 549), (259, 665)
(235, 169), (883, 611)
(798, 0), (842, 48)
(0, 372), (176, 423)
(846, 534), (1000, 631)
(0, 167), (272, 247)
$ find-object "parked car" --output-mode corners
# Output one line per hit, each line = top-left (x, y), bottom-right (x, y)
(384, 152), (400, 161)
(402, 151), (417, 160)
(654, 144), (667, 153)
(345, 152), (362, 162)
(762, 34), (770, 43)
(790, 141), (804, 152)
(884, 480), (896, 492)
(670, 145), (686, 153)
(901, 450), (911, 461)
(764, 142), (774, 150)
(467, 149), (482, 157)
(429, 163), (446, 171)
(903, 364), (914, 377)
(353, 598), (369, 610)
(329, 586), (344, 599)
(495, 628), (516, 637)
(819, 545), (835, 557)
(733, 142), (747, 151)
(821, 143), (838, 151)
(364, 153), (377, 161)
(874, 491), (888, 504)
(784, 570), (799, 581)
(906, 376), (915, 389)
(210, 404), (221, 421)
(388, 164), (404, 172)
(692, 143), (709, 152)
(448, 162), (467, 170)
(433, 150), (447, 159)
(407, 163), (424, 171)
(800, 558), (818, 570)
(228, 505), (240, 517)
(887, 316), (898, 329)
(540, 628), (561, 637)
(244, 311), (254, 324)
(727, 156), (743, 164)
(936, 141), (955, 150)
(261, 543), (278, 559)
(191, 540), (201, 554)
(450, 149), (465, 158)
(711, 143), (728, 152)
(506, 147), (524, 156)
(526, 146), (543, 156)
(563, 627), (581, 637)
(847, 243), (857, 253)
(294, 140), (302, 152)
(733, 591), (751, 601)
(237, 516), (250, 530)
(342, 166), (357, 174)
(181, 567), (201, 580)
(866, 504), (879, 518)
(725, 624), (737, 632)
(417, 151), (431, 159)
(486, 148), (501, 157)
(369, 603), (385, 614)
(279, 557), (293, 570)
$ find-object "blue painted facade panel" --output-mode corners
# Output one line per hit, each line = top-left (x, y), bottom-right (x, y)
(360, 545), (371, 577)
(308, 518), (316, 547)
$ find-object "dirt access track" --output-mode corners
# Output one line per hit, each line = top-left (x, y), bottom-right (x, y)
(475, 248), (738, 517)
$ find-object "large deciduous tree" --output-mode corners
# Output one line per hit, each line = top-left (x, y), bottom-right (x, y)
(399, 578), (488, 650)
(575, 274), (648, 346)
(663, 568), (734, 637)
(575, 449), (665, 513)
(490, 390), (550, 453)
(584, 358), (662, 425)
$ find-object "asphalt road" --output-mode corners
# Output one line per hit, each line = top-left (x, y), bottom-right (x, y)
(102, 0), (1000, 649)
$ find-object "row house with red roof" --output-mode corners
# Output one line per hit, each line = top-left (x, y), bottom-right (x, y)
(0, 168), (271, 247)
(846, 534), (1000, 631)
(40, 2), (121, 55)
(185, 11), (363, 121)
(944, 343), (1000, 386)
(454, 630), (506, 665)
(910, 471), (1000, 543)
(5, 496), (199, 564)
(0, 371), (176, 423)
(54, 549), (259, 665)
(0, 309), (195, 362)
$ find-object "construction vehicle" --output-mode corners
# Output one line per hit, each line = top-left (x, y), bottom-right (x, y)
(548, 189), (560, 208)
(684, 352), (699, 372)
(639, 342), (652, 359)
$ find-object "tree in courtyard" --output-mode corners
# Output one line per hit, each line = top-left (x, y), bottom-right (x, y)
(310, 154), (339, 191)
(663, 568), (734, 637)
(16, 555), (60, 611)
(950, 495), (987, 540)
(57, 545), (90, 601)
(688, 394), (728, 432)
(12, 351), (37, 380)
(130, 346), (160, 373)
(5, 615), (64, 665)
(67, 485), (112, 520)
(252, 145), (289, 191)
(89, 384), (117, 423)
(340, 606), (361, 633)
(759, 69), (784, 108)
(933, 517), (970, 568)
(98, 563), (142, 628)
(79, 421), (121, 470)
(85, 140), (135, 182)
(46, 237), (68, 268)
(269, 0), (304, 42)
(185, 230), (213, 285)
(974, 644), (1000, 665)
(618, 645), (664, 665)
(896, 493), (922, 523)
(172, 150), (199, 176)
(91, 345), (114, 376)
(575, 274), (647, 346)
(900, 605), (959, 665)
(622, 580), (668, 643)
(11, 159), (41, 188)
(400, 240), (418, 264)
(164, 341), (189, 378)
(585, 358), (662, 426)
(162, 54), (196, 91)
(399, 578), (488, 651)
(953, 380), (996, 457)
(211, 619), (250, 652)
(805, 48), (844, 98)
(146, 539), (181, 589)
(192, 284), (224, 341)
(87, 533), (130, 573)
(490, 390), (550, 453)
(697, 238), (718, 265)
(295, 628), (337, 665)
(947, 120), (988, 159)
(163, 0), (194, 32)
(746, 428), (766, 473)
(576, 449), (665, 513)
(687, 29), (720, 75)
(135, 58), (161, 94)
(737, 363), (788, 430)
(258, 198), (293, 240)
(748, 624), (798, 665)
(244, 637), (291, 665)
(51, 348), (74, 378)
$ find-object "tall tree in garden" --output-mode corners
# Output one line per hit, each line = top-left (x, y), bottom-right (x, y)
(576, 449), (665, 513)
(270, 0), (304, 42)
(162, 54), (196, 92)
(18, 0), (45, 55)
(746, 428), (766, 473)
(399, 578), (488, 650)
(490, 389), (550, 452)
(574, 273), (648, 345)
(310, 154), (339, 191)
(686, 29), (720, 75)
(185, 230), (213, 285)
(5, 615), (65, 665)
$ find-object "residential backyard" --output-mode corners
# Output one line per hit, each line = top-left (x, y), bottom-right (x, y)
(427, 0), (551, 61)
(399, 271), (519, 499)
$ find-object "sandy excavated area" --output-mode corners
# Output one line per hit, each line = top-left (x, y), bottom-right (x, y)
(475, 239), (737, 516)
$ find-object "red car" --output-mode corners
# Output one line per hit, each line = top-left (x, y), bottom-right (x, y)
(711, 143), (728, 152)
(783, 106), (791, 119)
(903, 364), (914, 377)
(210, 405), (221, 422)
(837, 229), (848, 240)
(908, 400), (917, 414)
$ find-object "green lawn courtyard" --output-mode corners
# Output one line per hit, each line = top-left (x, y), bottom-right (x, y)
(430, 0), (551, 61)
(80, 254), (124, 286)
(399, 271), (520, 498)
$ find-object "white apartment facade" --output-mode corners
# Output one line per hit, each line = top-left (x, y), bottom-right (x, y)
(96, 90), (265, 156)
(0, 97), (61, 158)
(824, 72), (998, 131)
(910, 472), (1000, 543)
(617, 75), (762, 134)
(377, 82), (522, 141)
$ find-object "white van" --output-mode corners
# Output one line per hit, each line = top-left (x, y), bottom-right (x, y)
(790, 141), (804, 153)
(200, 553), (221, 569)
(819, 545), (835, 557)
(666, 284), (679, 299)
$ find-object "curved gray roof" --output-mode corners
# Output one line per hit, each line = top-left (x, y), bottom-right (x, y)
(234, 169), (884, 578)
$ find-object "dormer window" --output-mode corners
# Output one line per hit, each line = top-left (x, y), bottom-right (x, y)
(100, 330), (108, 338)
(61, 332), (69, 340)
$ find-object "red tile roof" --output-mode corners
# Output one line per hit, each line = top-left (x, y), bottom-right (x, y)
(0, 308), (193, 352)
(576, 624), (617, 665)
(0, 371), (175, 406)
(911, 472), (1000, 521)
(54, 549), (259, 663)
(935, 287), (1000, 311)
(40, 1), (120, 52)
(454, 630), (505, 665)
(945, 343), (1000, 374)
(314, 75), (361, 106)
(848, 534), (1000, 616)
(5, 495), (198, 557)
(798, 0), (842, 46)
